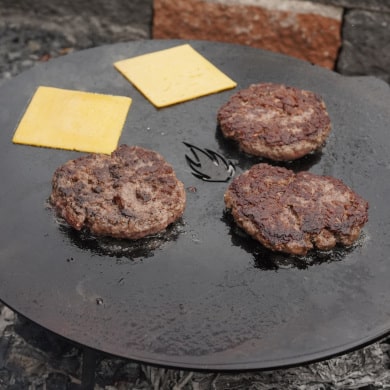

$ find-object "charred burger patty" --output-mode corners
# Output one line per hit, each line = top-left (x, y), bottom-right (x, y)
(50, 145), (186, 239)
(217, 83), (331, 161)
(224, 163), (368, 255)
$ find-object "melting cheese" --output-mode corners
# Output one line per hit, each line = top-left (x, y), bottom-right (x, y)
(114, 44), (237, 108)
(12, 86), (132, 154)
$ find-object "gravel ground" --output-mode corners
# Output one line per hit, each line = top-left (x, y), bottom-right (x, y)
(0, 22), (94, 85)
(0, 22), (390, 390)
(1, 304), (389, 389)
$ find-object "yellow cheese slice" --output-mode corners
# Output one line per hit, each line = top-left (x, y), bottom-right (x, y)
(12, 86), (132, 154)
(114, 44), (237, 108)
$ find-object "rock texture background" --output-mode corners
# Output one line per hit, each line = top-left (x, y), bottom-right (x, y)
(304, 0), (390, 83)
(153, 0), (390, 83)
(1, 304), (389, 389)
(0, 0), (389, 82)
(0, 0), (152, 45)
(153, 0), (343, 69)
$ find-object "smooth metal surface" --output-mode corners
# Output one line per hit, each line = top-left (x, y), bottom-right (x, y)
(0, 40), (389, 370)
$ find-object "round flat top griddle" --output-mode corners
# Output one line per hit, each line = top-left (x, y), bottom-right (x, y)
(0, 40), (389, 371)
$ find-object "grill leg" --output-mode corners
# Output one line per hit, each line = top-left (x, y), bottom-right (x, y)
(81, 347), (97, 390)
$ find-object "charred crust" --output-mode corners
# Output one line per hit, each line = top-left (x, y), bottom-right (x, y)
(225, 163), (368, 255)
(50, 145), (186, 239)
(218, 83), (331, 161)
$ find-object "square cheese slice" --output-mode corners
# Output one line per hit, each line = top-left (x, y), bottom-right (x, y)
(12, 86), (132, 154)
(114, 44), (237, 108)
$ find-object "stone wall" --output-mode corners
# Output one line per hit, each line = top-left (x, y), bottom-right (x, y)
(0, 0), (388, 82)
(301, 0), (390, 82)
(153, 0), (390, 83)
(0, 0), (153, 48)
(153, 0), (343, 69)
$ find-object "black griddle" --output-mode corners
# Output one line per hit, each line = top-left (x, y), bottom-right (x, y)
(0, 40), (389, 371)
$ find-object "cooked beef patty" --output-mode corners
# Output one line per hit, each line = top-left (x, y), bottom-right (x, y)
(50, 145), (186, 239)
(224, 164), (368, 255)
(217, 83), (331, 161)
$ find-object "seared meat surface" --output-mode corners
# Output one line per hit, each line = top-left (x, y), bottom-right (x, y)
(224, 163), (368, 255)
(50, 145), (186, 239)
(217, 83), (331, 161)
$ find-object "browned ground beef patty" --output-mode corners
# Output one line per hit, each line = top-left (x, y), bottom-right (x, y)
(224, 164), (368, 255)
(217, 83), (331, 161)
(50, 145), (186, 239)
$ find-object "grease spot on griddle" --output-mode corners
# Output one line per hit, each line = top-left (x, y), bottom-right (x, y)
(222, 210), (364, 270)
(58, 218), (184, 263)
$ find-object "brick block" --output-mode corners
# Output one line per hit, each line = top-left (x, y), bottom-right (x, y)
(153, 0), (342, 69)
